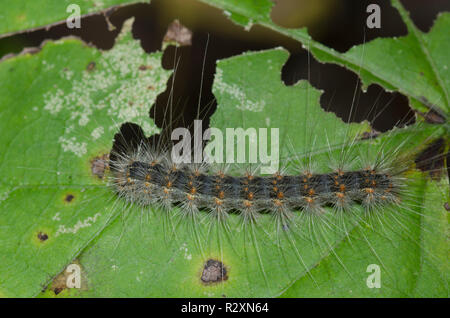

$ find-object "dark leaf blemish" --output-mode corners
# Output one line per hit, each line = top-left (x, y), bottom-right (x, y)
(163, 19), (192, 47)
(91, 154), (109, 179)
(86, 61), (96, 72)
(53, 287), (63, 295)
(138, 64), (153, 71)
(65, 194), (75, 203)
(360, 129), (380, 140)
(37, 232), (48, 242)
(201, 259), (228, 285)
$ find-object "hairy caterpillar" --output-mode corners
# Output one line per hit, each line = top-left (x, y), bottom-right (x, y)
(112, 144), (402, 216)
(1, 17), (448, 298)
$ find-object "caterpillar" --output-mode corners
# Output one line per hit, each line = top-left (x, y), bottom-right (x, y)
(1, 15), (448, 298)
(111, 145), (401, 216)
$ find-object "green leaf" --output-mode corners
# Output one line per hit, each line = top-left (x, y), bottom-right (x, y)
(31, 48), (446, 297)
(0, 19), (170, 297)
(0, 2), (447, 297)
(211, 49), (448, 297)
(198, 0), (450, 115)
(0, 0), (146, 36)
(38, 49), (368, 298)
(279, 177), (449, 297)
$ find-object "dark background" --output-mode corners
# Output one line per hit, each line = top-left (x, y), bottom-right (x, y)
(1, 0), (449, 134)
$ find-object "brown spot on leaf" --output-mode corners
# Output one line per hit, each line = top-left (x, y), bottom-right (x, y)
(163, 19), (192, 46)
(138, 64), (153, 71)
(86, 61), (96, 72)
(416, 97), (447, 124)
(445, 202), (449, 211)
(65, 194), (75, 203)
(91, 153), (109, 179)
(420, 109), (446, 124)
(201, 259), (228, 285)
(360, 129), (380, 140)
(53, 287), (63, 295)
(37, 232), (48, 242)
(48, 260), (85, 295)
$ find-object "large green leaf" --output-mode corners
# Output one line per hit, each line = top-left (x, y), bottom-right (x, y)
(280, 177), (449, 297)
(0, 0), (146, 37)
(209, 49), (448, 297)
(0, 2), (447, 298)
(0, 19), (170, 297)
(31, 49), (446, 297)
(199, 0), (450, 115)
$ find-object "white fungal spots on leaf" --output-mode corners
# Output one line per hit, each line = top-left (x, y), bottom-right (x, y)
(60, 68), (74, 80)
(180, 243), (192, 260)
(42, 60), (55, 71)
(52, 212), (61, 221)
(214, 68), (265, 112)
(58, 136), (87, 157)
(42, 18), (170, 157)
(91, 127), (104, 140)
(55, 213), (101, 236)
(0, 191), (10, 202)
